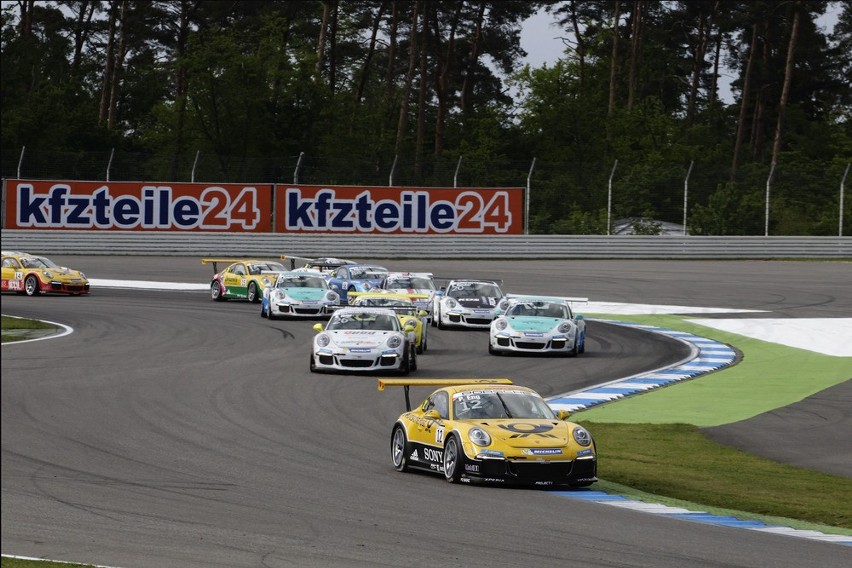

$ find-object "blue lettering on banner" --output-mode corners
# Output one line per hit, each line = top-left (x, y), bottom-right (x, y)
(284, 187), (511, 233)
(14, 183), (260, 230)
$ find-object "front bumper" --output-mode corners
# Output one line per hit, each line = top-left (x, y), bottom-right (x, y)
(462, 456), (597, 487)
(491, 333), (573, 353)
(42, 280), (90, 294)
(444, 311), (496, 328)
(272, 302), (337, 317)
(313, 349), (404, 372)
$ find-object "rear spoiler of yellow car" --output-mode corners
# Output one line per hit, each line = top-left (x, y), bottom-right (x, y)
(378, 378), (513, 411)
(201, 258), (250, 273)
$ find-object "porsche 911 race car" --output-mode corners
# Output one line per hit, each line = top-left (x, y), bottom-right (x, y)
(380, 378), (597, 488)
(282, 255), (357, 274)
(203, 258), (288, 303)
(326, 264), (389, 303)
(310, 307), (417, 374)
(381, 272), (437, 321)
(489, 295), (586, 356)
(433, 279), (504, 329)
(1, 251), (89, 296)
(348, 291), (429, 353)
(261, 271), (340, 319)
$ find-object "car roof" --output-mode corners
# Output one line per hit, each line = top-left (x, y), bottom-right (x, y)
(333, 306), (398, 316)
(443, 384), (538, 397)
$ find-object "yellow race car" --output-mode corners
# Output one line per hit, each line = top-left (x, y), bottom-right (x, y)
(203, 258), (288, 303)
(380, 379), (597, 488)
(348, 291), (429, 353)
(1, 250), (89, 296)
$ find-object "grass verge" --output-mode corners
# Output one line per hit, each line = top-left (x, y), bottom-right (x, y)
(1, 315), (57, 343)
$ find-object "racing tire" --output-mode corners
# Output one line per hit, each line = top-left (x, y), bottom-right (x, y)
(443, 434), (465, 483)
(260, 303), (268, 318)
(247, 282), (260, 303)
(391, 425), (410, 472)
(410, 346), (418, 371)
(309, 353), (317, 373)
(431, 306), (440, 327)
(488, 342), (500, 356)
(566, 336), (578, 357)
(24, 275), (40, 296)
(422, 329), (428, 353)
(211, 281), (225, 301)
(399, 348), (411, 376)
(578, 332), (586, 354)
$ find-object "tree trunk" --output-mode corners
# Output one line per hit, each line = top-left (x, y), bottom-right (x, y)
(329, 1), (338, 94)
(568, 1), (586, 96)
(433, 2), (461, 159)
(395, 1), (419, 155)
(71, 0), (95, 79)
(99, 1), (118, 124)
(608, 0), (621, 117)
(770, 3), (801, 169)
(414, 3), (430, 178)
(171, 0), (197, 180)
(731, 21), (758, 179)
(356, 1), (387, 103)
(460, 0), (485, 113)
(627, 0), (642, 111)
(686, 7), (708, 125)
(316, 1), (331, 79)
(107, 0), (129, 130)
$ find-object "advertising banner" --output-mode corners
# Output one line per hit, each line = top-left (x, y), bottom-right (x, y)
(276, 185), (524, 234)
(4, 179), (273, 231)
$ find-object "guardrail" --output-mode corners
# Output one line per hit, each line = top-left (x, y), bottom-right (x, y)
(2, 230), (850, 259)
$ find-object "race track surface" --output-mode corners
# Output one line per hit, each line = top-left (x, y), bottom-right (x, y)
(2, 259), (850, 568)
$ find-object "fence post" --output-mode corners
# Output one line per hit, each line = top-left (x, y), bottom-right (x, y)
(765, 161), (777, 236)
(683, 160), (694, 236)
(106, 148), (115, 181)
(607, 159), (618, 236)
(17, 146), (25, 179)
(525, 158), (536, 235)
(191, 150), (200, 182)
(453, 155), (463, 188)
(294, 152), (305, 184)
(841, 163), (850, 237)
(389, 154), (398, 186)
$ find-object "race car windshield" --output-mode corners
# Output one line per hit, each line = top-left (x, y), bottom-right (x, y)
(448, 283), (501, 299)
(387, 277), (435, 290)
(356, 298), (412, 309)
(453, 391), (555, 420)
(21, 257), (57, 269)
(249, 262), (286, 274)
(350, 268), (388, 280)
(279, 276), (325, 288)
(508, 302), (568, 318)
(327, 313), (399, 331)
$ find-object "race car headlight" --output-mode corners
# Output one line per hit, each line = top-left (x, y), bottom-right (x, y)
(469, 428), (491, 446)
(495, 318), (508, 331)
(558, 321), (574, 334)
(445, 298), (458, 309)
(387, 335), (402, 348)
(572, 426), (592, 447)
(79, 272), (87, 279)
(363, 282), (373, 290)
(316, 334), (331, 348)
(43, 271), (53, 279)
(273, 290), (286, 300)
(326, 291), (339, 302)
(404, 318), (418, 328)
(261, 277), (272, 286)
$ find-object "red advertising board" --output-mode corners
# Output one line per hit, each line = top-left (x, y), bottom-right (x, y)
(4, 180), (273, 231)
(275, 185), (524, 234)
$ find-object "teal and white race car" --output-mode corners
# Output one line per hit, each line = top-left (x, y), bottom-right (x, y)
(489, 294), (586, 356)
(261, 271), (340, 319)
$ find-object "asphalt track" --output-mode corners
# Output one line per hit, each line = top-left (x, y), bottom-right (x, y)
(2, 258), (850, 568)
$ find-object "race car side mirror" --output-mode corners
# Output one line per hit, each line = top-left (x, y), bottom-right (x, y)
(424, 409), (441, 420)
(418, 310), (428, 317)
(576, 314), (584, 320)
(312, 323), (324, 332)
(556, 410), (571, 420)
(403, 323), (416, 332)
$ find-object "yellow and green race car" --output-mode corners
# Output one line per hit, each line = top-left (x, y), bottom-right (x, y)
(1, 250), (89, 296)
(380, 379), (597, 488)
(203, 258), (288, 303)
(348, 291), (429, 353)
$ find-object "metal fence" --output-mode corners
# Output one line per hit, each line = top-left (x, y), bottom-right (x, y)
(2, 230), (850, 259)
(2, 147), (849, 236)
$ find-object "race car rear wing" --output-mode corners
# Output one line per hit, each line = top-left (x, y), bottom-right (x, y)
(502, 293), (589, 305)
(378, 378), (513, 411)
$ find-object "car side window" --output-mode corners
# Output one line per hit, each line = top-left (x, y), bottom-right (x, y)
(424, 392), (449, 419)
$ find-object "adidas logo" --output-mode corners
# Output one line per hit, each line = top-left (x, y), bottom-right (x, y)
(410, 450), (419, 461)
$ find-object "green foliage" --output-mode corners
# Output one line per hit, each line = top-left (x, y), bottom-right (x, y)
(0, 0), (848, 234)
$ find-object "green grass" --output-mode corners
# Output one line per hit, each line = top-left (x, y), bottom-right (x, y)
(1, 315), (58, 343)
(1, 559), (98, 568)
(580, 422), (852, 530)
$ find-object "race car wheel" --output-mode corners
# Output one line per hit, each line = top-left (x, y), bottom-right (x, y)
(391, 425), (410, 472)
(578, 332), (586, 354)
(443, 435), (464, 483)
(210, 281), (225, 301)
(410, 346), (418, 371)
(567, 336), (579, 357)
(24, 275), (40, 296)
(309, 353), (317, 373)
(400, 348), (411, 376)
(247, 282), (260, 303)
(488, 342), (500, 356)
(260, 303), (268, 318)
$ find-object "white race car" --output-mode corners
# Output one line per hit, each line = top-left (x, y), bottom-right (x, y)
(489, 295), (586, 356)
(310, 307), (418, 374)
(381, 272), (437, 321)
(261, 271), (340, 319)
(433, 279), (504, 329)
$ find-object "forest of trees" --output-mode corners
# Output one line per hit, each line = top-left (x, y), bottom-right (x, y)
(1, 0), (850, 235)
